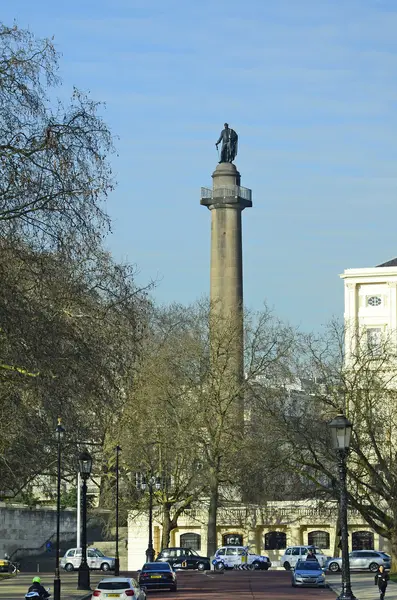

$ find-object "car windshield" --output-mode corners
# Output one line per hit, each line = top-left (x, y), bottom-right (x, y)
(94, 549), (105, 557)
(297, 561), (322, 571)
(143, 563), (171, 571)
(190, 549), (199, 556)
(98, 581), (131, 590)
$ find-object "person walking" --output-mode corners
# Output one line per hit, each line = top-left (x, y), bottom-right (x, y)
(306, 548), (318, 561)
(375, 564), (389, 600)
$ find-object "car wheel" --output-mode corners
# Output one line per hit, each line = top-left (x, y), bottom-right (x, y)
(283, 561), (291, 571)
(197, 562), (206, 571)
(369, 562), (379, 573)
(215, 562), (225, 571)
(291, 582), (296, 587)
(328, 562), (341, 573)
(64, 563), (74, 572)
(252, 560), (262, 570)
(169, 585), (177, 592)
(101, 562), (111, 572)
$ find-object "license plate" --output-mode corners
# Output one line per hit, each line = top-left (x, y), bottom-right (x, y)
(151, 575), (162, 578)
(107, 595), (120, 598)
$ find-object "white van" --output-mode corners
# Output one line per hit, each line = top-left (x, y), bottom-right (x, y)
(279, 546), (328, 570)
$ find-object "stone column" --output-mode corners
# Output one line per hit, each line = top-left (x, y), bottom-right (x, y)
(201, 163), (252, 386)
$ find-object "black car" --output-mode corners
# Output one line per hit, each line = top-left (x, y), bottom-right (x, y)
(138, 562), (177, 592)
(156, 547), (211, 571)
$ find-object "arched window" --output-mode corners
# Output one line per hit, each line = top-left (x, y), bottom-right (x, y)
(308, 530), (330, 549)
(264, 531), (286, 550)
(222, 533), (243, 546)
(180, 533), (201, 551)
(352, 531), (374, 550)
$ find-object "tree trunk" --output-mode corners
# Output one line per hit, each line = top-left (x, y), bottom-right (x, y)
(207, 473), (219, 558)
(390, 525), (397, 574)
(161, 503), (172, 549)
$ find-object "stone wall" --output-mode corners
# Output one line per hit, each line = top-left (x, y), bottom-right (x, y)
(0, 503), (76, 558)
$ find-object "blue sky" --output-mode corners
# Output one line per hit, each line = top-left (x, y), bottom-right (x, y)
(4, 0), (397, 331)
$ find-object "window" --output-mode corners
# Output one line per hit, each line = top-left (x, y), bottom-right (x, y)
(98, 581), (131, 590)
(264, 531), (286, 550)
(216, 549), (225, 556)
(352, 531), (374, 550)
(226, 548), (237, 556)
(223, 533), (243, 546)
(180, 533), (201, 551)
(285, 549), (291, 555)
(367, 296), (382, 307)
(237, 548), (245, 556)
(66, 550), (75, 557)
(88, 549), (96, 558)
(292, 548), (300, 556)
(367, 328), (382, 356)
(308, 531), (330, 549)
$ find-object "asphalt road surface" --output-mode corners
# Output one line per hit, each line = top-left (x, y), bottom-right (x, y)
(0, 569), (337, 600)
(135, 570), (336, 600)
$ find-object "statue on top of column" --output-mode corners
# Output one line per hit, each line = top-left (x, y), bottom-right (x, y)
(215, 123), (238, 163)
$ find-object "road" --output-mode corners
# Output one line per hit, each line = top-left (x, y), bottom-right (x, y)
(135, 570), (335, 600)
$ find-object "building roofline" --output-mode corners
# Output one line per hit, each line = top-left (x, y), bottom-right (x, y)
(340, 266), (397, 280)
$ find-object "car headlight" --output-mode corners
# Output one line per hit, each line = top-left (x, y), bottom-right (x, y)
(295, 575), (303, 581)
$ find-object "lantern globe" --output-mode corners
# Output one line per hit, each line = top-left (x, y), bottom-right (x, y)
(329, 414), (353, 450)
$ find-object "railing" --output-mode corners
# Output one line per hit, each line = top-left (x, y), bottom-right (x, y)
(200, 186), (252, 202)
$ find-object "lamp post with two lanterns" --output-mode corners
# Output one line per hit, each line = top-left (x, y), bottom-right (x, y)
(77, 448), (93, 591)
(329, 414), (356, 600)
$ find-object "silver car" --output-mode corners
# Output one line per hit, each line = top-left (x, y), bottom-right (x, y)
(60, 547), (115, 572)
(291, 560), (327, 588)
(327, 550), (391, 573)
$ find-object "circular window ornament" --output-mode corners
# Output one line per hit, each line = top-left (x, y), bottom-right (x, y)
(368, 296), (381, 307)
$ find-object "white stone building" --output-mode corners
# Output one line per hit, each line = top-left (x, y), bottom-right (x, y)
(341, 257), (397, 359)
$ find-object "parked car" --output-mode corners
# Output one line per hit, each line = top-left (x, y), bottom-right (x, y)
(326, 550), (391, 573)
(291, 560), (327, 588)
(60, 547), (115, 572)
(138, 562), (177, 592)
(91, 576), (146, 599)
(280, 546), (329, 570)
(0, 559), (9, 573)
(156, 547), (210, 571)
(213, 546), (271, 570)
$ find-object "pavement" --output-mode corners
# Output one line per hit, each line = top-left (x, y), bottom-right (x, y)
(0, 571), (102, 600)
(327, 572), (397, 600)
(1, 569), (397, 599)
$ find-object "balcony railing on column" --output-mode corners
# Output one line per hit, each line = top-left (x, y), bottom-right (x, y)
(200, 186), (252, 202)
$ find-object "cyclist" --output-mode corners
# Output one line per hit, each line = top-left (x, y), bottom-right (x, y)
(27, 576), (50, 599)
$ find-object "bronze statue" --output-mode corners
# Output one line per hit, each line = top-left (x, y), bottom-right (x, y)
(215, 123), (238, 163)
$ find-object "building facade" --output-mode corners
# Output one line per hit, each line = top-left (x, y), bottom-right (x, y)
(340, 257), (397, 359)
(127, 499), (389, 570)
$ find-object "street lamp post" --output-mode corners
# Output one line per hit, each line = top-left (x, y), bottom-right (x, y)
(114, 446), (121, 576)
(329, 414), (356, 600)
(77, 448), (93, 591)
(54, 418), (65, 600)
(136, 473), (162, 562)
